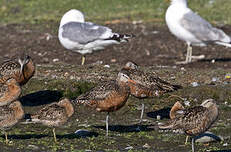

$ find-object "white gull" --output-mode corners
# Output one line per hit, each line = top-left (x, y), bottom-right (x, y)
(166, 0), (231, 64)
(58, 9), (134, 65)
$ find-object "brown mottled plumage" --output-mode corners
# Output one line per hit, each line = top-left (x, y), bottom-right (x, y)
(0, 100), (24, 144)
(169, 101), (185, 119)
(0, 55), (35, 86)
(0, 78), (21, 106)
(159, 99), (218, 152)
(30, 98), (74, 142)
(74, 72), (130, 136)
(120, 61), (182, 122)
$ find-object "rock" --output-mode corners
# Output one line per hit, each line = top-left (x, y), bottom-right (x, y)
(156, 115), (161, 120)
(143, 143), (151, 149)
(195, 131), (223, 143)
(191, 82), (199, 87)
(124, 146), (133, 150)
(104, 65), (110, 68)
(75, 129), (98, 138)
(27, 144), (39, 150)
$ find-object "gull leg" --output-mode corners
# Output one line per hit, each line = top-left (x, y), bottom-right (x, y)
(81, 55), (86, 65)
(5, 132), (8, 144)
(106, 112), (109, 136)
(188, 44), (192, 63)
(139, 103), (144, 123)
(53, 128), (57, 143)
(176, 44), (191, 64)
(192, 137), (195, 152)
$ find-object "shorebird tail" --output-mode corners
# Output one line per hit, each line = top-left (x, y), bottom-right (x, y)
(106, 33), (135, 42)
(215, 41), (231, 48)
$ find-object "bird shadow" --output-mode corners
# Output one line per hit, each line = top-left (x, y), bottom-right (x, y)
(57, 132), (99, 139)
(146, 107), (171, 120)
(0, 134), (47, 140)
(210, 150), (231, 152)
(199, 57), (231, 63)
(93, 124), (154, 133)
(20, 90), (63, 106)
(195, 132), (222, 142)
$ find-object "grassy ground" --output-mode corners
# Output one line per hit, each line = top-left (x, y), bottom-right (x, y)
(0, 63), (230, 152)
(1, 0), (231, 25)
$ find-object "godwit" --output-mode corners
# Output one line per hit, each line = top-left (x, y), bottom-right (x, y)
(120, 61), (181, 122)
(0, 78), (21, 106)
(159, 99), (218, 152)
(58, 9), (134, 65)
(74, 72), (130, 136)
(0, 100), (24, 144)
(29, 98), (74, 142)
(0, 55), (35, 86)
(166, 0), (231, 64)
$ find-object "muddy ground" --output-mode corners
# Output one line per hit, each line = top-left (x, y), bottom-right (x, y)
(0, 23), (231, 151)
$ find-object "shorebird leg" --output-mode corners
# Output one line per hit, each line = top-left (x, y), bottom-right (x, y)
(5, 132), (8, 144)
(139, 103), (144, 123)
(106, 112), (109, 136)
(81, 55), (86, 65)
(191, 137), (195, 152)
(53, 128), (57, 143)
(185, 135), (189, 145)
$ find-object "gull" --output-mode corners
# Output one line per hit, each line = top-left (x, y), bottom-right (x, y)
(58, 9), (134, 65)
(159, 99), (218, 152)
(166, 0), (231, 64)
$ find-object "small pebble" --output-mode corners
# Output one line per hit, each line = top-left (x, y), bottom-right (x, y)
(53, 58), (59, 62)
(211, 59), (215, 63)
(156, 115), (161, 120)
(184, 100), (190, 106)
(124, 146), (133, 150)
(191, 82), (199, 87)
(104, 65), (110, 68)
(143, 143), (151, 149)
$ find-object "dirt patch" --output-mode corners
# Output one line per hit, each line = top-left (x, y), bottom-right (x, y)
(1, 23), (231, 68)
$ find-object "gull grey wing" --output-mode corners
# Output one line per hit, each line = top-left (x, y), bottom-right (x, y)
(180, 11), (229, 42)
(61, 22), (112, 44)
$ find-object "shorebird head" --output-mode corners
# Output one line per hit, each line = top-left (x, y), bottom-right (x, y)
(60, 9), (85, 27)
(117, 72), (131, 83)
(201, 99), (217, 108)
(18, 55), (31, 76)
(124, 61), (138, 70)
(58, 98), (74, 117)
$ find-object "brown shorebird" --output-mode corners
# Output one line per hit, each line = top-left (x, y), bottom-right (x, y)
(74, 72), (131, 136)
(0, 100), (24, 144)
(120, 61), (182, 122)
(0, 78), (21, 106)
(159, 99), (218, 152)
(29, 98), (74, 142)
(0, 55), (35, 86)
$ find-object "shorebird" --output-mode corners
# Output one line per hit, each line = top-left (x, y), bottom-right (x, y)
(159, 99), (218, 152)
(58, 9), (134, 65)
(29, 98), (74, 142)
(0, 100), (24, 144)
(0, 55), (35, 86)
(0, 78), (21, 106)
(74, 72), (131, 136)
(120, 61), (182, 122)
(166, 0), (231, 64)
